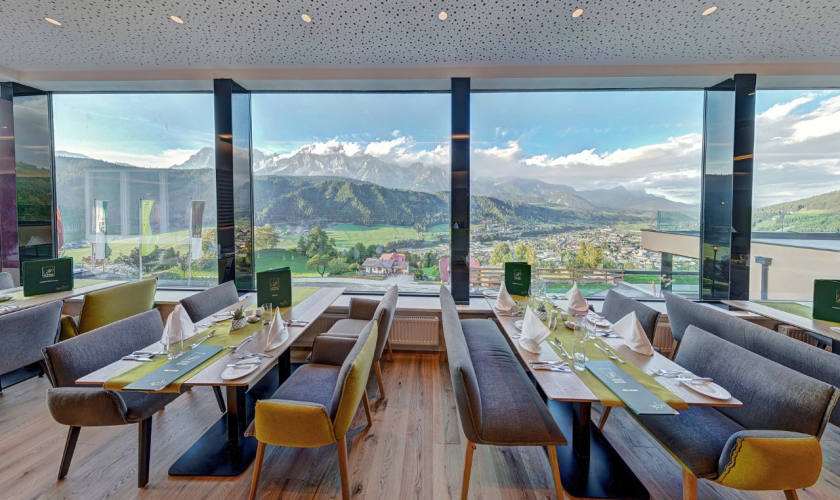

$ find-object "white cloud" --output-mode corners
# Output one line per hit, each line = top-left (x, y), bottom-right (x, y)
(71, 147), (198, 169)
(363, 137), (406, 157)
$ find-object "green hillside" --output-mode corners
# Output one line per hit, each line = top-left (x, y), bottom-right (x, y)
(753, 190), (840, 232)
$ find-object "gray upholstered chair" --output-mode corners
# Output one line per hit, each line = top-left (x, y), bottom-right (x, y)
(0, 300), (63, 392)
(179, 281), (239, 324)
(597, 290), (662, 428)
(665, 292), (840, 427)
(41, 310), (180, 488)
(633, 325), (838, 500)
(440, 286), (567, 500)
(179, 281), (241, 412)
(318, 285), (398, 399)
(0, 271), (14, 290)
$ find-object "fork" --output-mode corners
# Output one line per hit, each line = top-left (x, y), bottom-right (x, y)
(595, 343), (626, 363)
(190, 329), (217, 349)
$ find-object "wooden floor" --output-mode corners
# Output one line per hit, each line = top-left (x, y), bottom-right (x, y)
(1, 353), (839, 500)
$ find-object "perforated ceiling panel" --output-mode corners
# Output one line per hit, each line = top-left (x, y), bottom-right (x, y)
(0, 0), (838, 72)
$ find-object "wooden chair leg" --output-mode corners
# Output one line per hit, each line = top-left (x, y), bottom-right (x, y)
(57, 426), (81, 480)
(138, 417), (152, 488)
(213, 386), (226, 413)
(670, 341), (680, 360)
(336, 436), (350, 500)
(784, 491), (799, 500)
(387, 339), (395, 362)
(362, 391), (373, 427)
(598, 407), (612, 430)
(374, 361), (386, 399)
(547, 445), (565, 500)
(249, 442), (266, 500)
(682, 467), (697, 500)
(461, 442), (476, 500)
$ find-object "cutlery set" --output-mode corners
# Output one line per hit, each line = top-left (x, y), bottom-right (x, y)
(529, 360), (571, 372)
(594, 343), (625, 363)
(649, 368), (713, 385)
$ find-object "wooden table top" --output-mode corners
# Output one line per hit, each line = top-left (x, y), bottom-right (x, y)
(77, 287), (344, 389)
(488, 297), (742, 408)
(0, 280), (127, 316)
(723, 299), (840, 343)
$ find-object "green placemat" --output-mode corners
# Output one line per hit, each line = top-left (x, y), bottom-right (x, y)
(104, 286), (321, 393)
(535, 301), (687, 410)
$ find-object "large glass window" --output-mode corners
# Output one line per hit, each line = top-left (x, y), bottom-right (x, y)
(52, 93), (217, 287)
(470, 91), (704, 299)
(750, 90), (840, 301)
(250, 93), (451, 293)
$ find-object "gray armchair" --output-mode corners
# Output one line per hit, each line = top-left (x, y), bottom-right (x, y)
(179, 281), (241, 412)
(41, 309), (180, 488)
(0, 300), (63, 392)
(319, 285), (398, 399)
(0, 271), (13, 290)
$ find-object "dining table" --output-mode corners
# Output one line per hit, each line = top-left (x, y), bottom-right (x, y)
(723, 299), (840, 352)
(0, 279), (125, 316)
(77, 286), (344, 477)
(487, 294), (742, 500)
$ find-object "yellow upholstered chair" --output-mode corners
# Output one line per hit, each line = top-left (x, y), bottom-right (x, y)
(247, 320), (378, 500)
(59, 278), (157, 341)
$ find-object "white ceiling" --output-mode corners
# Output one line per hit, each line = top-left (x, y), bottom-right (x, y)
(0, 0), (839, 90)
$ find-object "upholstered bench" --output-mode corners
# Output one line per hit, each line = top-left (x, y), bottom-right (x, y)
(632, 325), (838, 500)
(439, 287), (566, 500)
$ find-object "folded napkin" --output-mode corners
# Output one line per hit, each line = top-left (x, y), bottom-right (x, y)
(264, 307), (289, 351)
(518, 307), (552, 354)
(565, 283), (589, 314)
(494, 282), (518, 312)
(162, 304), (197, 345)
(611, 311), (654, 356)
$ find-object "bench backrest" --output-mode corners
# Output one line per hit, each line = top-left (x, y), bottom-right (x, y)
(666, 292), (840, 426)
(439, 286), (483, 443)
(677, 326), (838, 437)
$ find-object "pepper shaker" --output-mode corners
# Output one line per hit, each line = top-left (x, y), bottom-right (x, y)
(549, 309), (559, 330)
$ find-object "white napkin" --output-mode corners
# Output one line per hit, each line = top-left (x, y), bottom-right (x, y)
(264, 307), (288, 351)
(494, 282), (517, 312)
(518, 307), (552, 354)
(611, 311), (654, 356)
(163, 304), (197, 345)
(566, 283), (589, 314)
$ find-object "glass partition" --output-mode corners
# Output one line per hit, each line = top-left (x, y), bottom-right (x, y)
(250, 92), (451, 293)
(470, 91), (704, 299)
(52, 93), (218, 287)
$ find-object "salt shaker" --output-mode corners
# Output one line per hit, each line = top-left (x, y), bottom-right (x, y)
(549, 309), (559, 330)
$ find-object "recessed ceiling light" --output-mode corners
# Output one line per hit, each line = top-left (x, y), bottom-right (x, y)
(702, 6), (718, 16)
(170, 15), (184, 24)
(301, 13), (312, 23)
(44, 17), (62, 26)
(439, 11), (448, 21)
(572, 8), (584, 18)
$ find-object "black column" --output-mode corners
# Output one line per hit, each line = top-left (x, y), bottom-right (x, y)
(450, 78), (470, 303)
(0, 83), (20, 277)
(728, 74), (757, 300)
(214, 79), (254, 289)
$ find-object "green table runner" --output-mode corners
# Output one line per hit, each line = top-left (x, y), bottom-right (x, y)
(104, 286), (320, 393)
(515, 297), (687, 409)
(0, 278), (109, 306)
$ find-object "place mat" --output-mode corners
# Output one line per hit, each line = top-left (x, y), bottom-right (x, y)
(104, 286), (321, 393)
(538, 302), (687, 410)
(586, 361), (678, 415)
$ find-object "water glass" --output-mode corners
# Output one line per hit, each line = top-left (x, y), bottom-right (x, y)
(262, 303), (273, 325)
(573, 339), (587, 372)
(572, 312), (587, 341)
(167, 329), (184, 360)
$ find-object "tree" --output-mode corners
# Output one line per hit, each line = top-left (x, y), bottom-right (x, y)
(297, 227), (337, 258)
(489, 242), (512, 265)
(326, 257), (351, 276)
(176, 251), (190, 278)
(514, 243), (538, 266)
(306, 254), (331, 277)
(255, 223), (280, 251)
(565, 242), (605, 269)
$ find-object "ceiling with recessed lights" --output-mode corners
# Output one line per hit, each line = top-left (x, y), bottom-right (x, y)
(0, 0), (838, 73)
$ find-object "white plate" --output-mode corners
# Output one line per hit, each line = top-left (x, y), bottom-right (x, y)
(483, 290), (499, 298)
(221, 363), (260, 380)
(212, 312), (233, 321)
(677, 377), (732, 400)
(514, 320), (524, 330)
(0, 295), (13, 302)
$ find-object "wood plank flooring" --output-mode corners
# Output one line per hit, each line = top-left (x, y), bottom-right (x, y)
(1, 353), (839, 500)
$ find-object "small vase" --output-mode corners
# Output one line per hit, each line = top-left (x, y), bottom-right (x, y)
(537, 305), (548, 322)
(230, 318), (247, 331)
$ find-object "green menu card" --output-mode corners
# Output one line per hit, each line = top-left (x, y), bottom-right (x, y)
(257, 267), (293, 309)
(504, 262), (531, 296)
(586, 361), (678, 416)
(814, 280), (840, 323)
(22, 257), (75, 297)
(123, 346), (224, 392)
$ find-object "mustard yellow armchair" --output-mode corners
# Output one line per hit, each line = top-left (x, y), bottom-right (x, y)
(247, 320), (378, 500)
(59, 278), (157, 341)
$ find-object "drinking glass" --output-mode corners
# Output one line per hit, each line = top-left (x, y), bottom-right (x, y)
(573, 339), (587, 371)
(262, 303), (273, 325)
(584, 314), (597, 340)
(572, 312), (587, 341)
(167, 329), (184, 359)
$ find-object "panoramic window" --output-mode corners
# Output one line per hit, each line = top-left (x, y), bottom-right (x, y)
(750, 90), (840, 302)
(250, 93), (451, 293)
(470, 91), (704, 299)
(52, 93), (218, 287)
